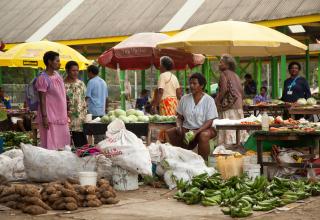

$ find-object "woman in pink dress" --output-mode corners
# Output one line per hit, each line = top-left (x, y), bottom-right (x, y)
(36, 51), (70, 150)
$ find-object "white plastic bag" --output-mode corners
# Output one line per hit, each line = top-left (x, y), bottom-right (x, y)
(148, 142), (216, 189)
(21, 144), (112, 182)
(2, 149), (23, 158)
(98, 119), (152, 176)
(0, 155), (14, 180)
(0, 154), (26, 181)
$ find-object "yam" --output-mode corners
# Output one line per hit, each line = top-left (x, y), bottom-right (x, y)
(67, 178), (80, 185)
(63, 181), (74, 191)
(96, 192), (101, 199)
(101, 191), (113, 199)
(85, 185), (96, 195)
(98, 184), (109, 192)
(51, 198), (65, 208)
(48, 193), (60, 204)
(14, 184), (24, 194)
(0, 194), (20, 203)
(23, 205), (47, 215)
(4, 201), (17, 209)
(101, 197), (120, 205)
(61, 188), (78, 200)
(16, 202), (26, 210)
(87, 199), (102, 207)
(21, 196), (51, 210)
(75, 185), (86, 194)
(98, 179), (109, 187)
(82, 201), (88, 207)
(41, 192), (48, 201)
(64, 197), (77, 204)
(20, 187), (40, 197)
(78, 194), (85, 201)
(51, 202), (66, 210)
(45, 186), (56, 195)
(0, 185), (16, 197)
(65, 202), (78, 211)
(86, 194), (97, 201)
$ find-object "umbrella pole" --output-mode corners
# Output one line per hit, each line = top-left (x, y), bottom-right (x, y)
(206, 59), (211, 94)
(305, 40), (310, 85)
(257, 58), (262, 93)
(134, 71), (138, 100)
(141, 70), (146, 90)
(101, 66), (106, 81)
(183, 69), (187, 94)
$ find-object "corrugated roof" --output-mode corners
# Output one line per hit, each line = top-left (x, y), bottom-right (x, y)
(0, 0), (319, 44)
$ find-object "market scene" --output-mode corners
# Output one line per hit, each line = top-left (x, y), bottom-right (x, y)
(1, 0), (320, 219)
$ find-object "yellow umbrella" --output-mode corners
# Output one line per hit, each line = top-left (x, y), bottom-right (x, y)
(0, 40), (91, 70)
(157, 21), (307, 56)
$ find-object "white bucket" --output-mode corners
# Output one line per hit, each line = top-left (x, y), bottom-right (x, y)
(85, 114), (92, 122)
(79, 171), (98, 186)
(243, 164), (261, 179)
(243, 156), (257, 165)
(112, 166), (138, 191)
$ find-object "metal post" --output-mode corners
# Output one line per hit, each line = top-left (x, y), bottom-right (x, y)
(0, 67), (2, 85)
(271, 57), (279, 99)
(253, 58), (257, 83)
(183, 69), (187, 94)
(257, 58), (262, 93)
(120, 70), (126, 110)
(206, 59), (211, 94)
(318, 53), (320, 96)
(141, 70), (146, 90)
(101, 66), (106, 81)
(176, 70), (180, 81)
(280, 55), (287, 95)
(305, 40), (310, 85)
(134, 71), (138, 100)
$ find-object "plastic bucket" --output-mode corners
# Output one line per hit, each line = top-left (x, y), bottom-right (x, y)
(112, 166), (138, 191)
(243, 164), (261, 179)
(79, 171), (98, 186)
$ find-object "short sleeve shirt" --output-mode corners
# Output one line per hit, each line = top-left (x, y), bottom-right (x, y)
(157, 71), (180, 99)
(86, 76), (108, 116)
(176, 93), (218, 130)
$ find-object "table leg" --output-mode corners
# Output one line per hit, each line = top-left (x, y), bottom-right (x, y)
(236, 130), (240, 146)
(257, 140), (263, 175)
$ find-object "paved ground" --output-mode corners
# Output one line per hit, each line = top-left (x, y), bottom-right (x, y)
(0, 186), (319, 220)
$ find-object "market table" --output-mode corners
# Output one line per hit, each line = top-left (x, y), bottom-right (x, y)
(254, 131), (320, 174)
(289, 106), (320, 120)
(243, 104), (290, 117)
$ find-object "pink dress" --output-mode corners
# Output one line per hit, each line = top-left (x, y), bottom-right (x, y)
(36, 72), (70, 150)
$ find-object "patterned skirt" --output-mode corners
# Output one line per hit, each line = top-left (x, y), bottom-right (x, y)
(159, 97), (178, 116)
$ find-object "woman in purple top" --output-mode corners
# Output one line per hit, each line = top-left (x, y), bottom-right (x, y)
(253, 86), (269, 104)
(36, 51), (70, 150)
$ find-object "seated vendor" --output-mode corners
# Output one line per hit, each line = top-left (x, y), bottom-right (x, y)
(253, 86), (269, 104)
(166, 73), (218, 161)
(0, 87), (11, 109)
(135, 89), (149, 110)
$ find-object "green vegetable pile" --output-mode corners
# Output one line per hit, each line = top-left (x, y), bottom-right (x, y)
(0, 131), (33, 151)
(174, 173), (320, 218)
(148, 114), (176, 123)
(183, 131), (195, 145)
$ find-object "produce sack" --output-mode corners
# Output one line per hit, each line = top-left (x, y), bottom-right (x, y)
(21, 144), (112, 182)
(0, 153), (26, 181)
(149, 142), (216, 189)
(2, 149), (23, 158)
(98, 119), (152, 176)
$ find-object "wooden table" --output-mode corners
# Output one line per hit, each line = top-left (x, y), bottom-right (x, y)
(243, 104), (290, 117)
(254, 131), (320, 174)
(289, 106), (320, 120)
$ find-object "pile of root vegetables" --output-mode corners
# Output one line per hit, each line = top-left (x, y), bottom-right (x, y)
(0, 178), (119, 215)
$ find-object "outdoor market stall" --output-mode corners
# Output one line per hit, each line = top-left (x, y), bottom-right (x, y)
(243, 103), (291, 117)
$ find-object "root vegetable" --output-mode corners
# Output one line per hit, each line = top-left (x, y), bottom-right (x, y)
(45, 186), (56, 195)
(87, 199), (102, 207)
(75, 185), (86, 194)
(0, 194), (20, 203)
(23, 205), (47, 215)
(67, 178), (80, 185)
(41, 192), (48, 201)
(0, 185), (16, 197)
(86, 194), (97, 201)
(98, 179), (109, 187)
(5, 201), (17, 209)
(100, 197), (120, 205)
(85, 186), (96, 195)
(48, 193), (60, 203)
(21, 196), (51, 210)
(63, 181), (74, 190)
(61, 188), (78, 200)
(65, 202), (77, 211)
(64, 197), (77, 204)
(101, 191), (113, 199)
(20, 186), (40, 197)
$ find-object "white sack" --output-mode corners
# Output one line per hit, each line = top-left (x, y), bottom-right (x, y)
(2, 149), (23, 159)
(98, 119), (152, 176)
(0, 154), (26, 181)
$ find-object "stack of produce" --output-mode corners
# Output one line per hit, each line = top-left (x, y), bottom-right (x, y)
(148, 114), (176, 123)
(0, 183), (51, 215)
(174, 173), (320, 218)
(0, 131), (33, 151)
(101, 109), (149, 124)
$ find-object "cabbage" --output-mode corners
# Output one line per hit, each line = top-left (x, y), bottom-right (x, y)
(135, 110), (144, 117)
(127, 115), (138, 123)
(101, 115), (110, 124)
(108, 110), (115, 117)
(297, 98), (307, 105)
(109, 115), (117, 122)
(118, 115), (130, 123)
(184, 131), (195, 145)
(138, 115), (149, 122)
(307, 97), (317, 105)
(126, 109), (136, 116)
(244, 98), (253, 105)
(115, 109), (126, 117)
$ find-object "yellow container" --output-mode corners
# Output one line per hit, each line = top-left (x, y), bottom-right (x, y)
(216, 155), (243, 180)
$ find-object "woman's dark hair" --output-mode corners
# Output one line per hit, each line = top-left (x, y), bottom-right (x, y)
(65, 61), (79, 72)
(160, 56), (174, 71)
(189, 73), (207, 90)
(288, 61), (301, 71)
(244, 74), (252, 79)
(261, 86), (267, 91)
(43, 51), (59, 66)
(87, 65), (99, 75)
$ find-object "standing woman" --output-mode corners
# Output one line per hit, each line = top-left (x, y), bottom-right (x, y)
(64, 61), (88, 148)
(215, 54), (246, 145)
(36, 51), (70, 150)
(281, 61), (311, 103)
(153, 56), (182, 116)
